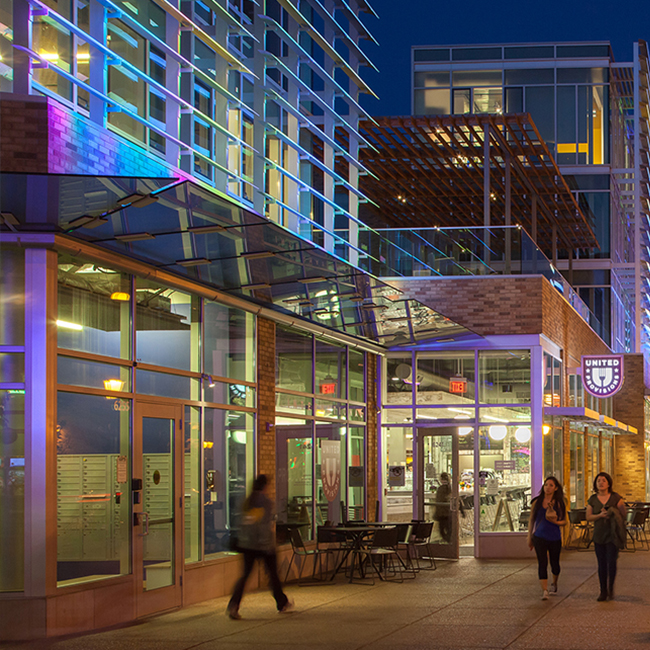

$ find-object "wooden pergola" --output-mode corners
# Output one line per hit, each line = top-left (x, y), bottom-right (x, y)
(358, 114), (599, 251)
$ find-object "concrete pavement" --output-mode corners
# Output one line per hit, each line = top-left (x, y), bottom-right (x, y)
(3, 548), (650, 650)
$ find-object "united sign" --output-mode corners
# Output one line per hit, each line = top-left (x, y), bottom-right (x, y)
(581, 355), (624, 398)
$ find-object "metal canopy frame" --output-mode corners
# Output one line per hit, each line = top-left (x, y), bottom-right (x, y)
(359, 114), (599, 250)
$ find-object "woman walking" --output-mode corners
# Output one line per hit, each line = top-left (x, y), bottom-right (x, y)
(227, 474), (293, 619)
(527, 477), (567, 600)
(586, 472), (627, 601)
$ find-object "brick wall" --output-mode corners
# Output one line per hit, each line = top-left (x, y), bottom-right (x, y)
(256, 317), (277, 500)
(613, 354), (646, 501)
(1, 94), (176, 178)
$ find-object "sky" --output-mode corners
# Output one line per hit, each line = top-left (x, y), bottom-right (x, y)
(359, 0), (650, 116)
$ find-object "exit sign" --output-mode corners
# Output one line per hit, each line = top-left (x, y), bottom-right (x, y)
(320, 382), (336, 395)
(449, 377), (467, 394)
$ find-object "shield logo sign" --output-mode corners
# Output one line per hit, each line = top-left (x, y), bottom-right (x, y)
(582, 355), (624, 398)
(320, 440), (341, 502)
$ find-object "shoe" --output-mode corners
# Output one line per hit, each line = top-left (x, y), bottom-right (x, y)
(541, 590), (549, 600)
(549, 583), (558, 594)
(279, 598), (295, 613)
(608, 589), (614, 601)
(597, 592), (607, 602)
(226, 605), (241, 620)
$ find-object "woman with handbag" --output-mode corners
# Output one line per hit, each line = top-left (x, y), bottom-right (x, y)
(527, 477), (567, 600)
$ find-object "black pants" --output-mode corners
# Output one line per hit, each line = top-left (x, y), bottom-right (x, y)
(437, 517), (451, 544)
(594, 542), (618, 594)
(532, 535), (561, 580)
(228, 549), (288, 611)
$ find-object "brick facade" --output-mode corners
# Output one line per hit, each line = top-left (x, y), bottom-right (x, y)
(256, 317), (277, 499)
(1, 94), (176, 177)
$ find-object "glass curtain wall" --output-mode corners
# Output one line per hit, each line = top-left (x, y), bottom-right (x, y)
(0, 245), (25, 592)
(55, 252), (256, 586)
(275, 326), (367, 539)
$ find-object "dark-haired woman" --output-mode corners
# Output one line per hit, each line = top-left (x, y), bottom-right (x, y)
(586, 472), (627, 601)
(527, 477), (567, 600)
(227, 475), (293, 619)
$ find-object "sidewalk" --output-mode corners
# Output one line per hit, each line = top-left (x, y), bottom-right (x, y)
(4, 549), (650, 650)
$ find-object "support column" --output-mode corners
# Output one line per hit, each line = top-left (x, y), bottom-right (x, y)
(483, 124), (491, 267)
(505, 154), (511, 274)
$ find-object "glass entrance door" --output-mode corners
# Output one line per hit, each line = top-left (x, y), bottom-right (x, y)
(134, 403), (182, 617)
(417, 428), (460, 559)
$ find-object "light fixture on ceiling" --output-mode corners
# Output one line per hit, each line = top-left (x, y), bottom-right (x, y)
(103, 379), (125, 392)
(110, 291), (130, 301)
(458, 426), (472, 436)
(514, 426), (531, 443)
(488, 425), (508, 441)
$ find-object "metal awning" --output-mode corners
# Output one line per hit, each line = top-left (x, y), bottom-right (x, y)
(0, 173), (479, 348)
(359, 114), (599, 250)
(545, 406), (637, 435)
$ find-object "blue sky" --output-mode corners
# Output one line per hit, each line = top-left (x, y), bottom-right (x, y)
(359, 0), (650, 116)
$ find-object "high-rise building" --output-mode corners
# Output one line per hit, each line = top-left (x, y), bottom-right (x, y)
(409, 41), (650, 357)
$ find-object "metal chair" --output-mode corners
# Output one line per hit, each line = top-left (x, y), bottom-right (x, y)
(350, 526), (412, 584)
(626, 509), (649, 551)
(566, 509), (592, 550)
(409, 521), (437, 570)
(284, 527), (329, 583)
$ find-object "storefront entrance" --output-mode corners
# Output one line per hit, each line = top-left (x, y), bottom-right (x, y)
(133, 402), (183, 618)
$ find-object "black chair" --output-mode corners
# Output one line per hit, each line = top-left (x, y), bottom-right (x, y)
(350, 526), (412, 584)
(284, 527), (329, 583)
(409, 521), (437, 571)
(566, 509), (592, 550)
(626, 509), (649, 551)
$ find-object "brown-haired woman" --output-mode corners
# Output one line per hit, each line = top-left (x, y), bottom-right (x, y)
(585, 471), (627, 601)
(527, 477), (567, 600)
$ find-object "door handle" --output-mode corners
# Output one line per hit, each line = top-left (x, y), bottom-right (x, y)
(138, 511), (150, 536)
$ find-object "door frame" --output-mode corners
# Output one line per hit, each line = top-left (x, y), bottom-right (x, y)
(133, 401), (184, 618)
(415, 426), (460, 559)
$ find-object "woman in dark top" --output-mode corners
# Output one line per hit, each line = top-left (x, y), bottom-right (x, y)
(586, 471), (627, 601)
(527, 477), (567, 600)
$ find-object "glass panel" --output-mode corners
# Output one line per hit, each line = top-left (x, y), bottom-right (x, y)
(557, 68), (608, 83)
(349, 350), (365, 402)
(136, 369), (199, 400)
(32, 15), (73, 101)
(275, 327), (313, 393)
(413, 48), (450, 62)
(57, 392), (130, 586)
(414, 88), (450, 115)
(505, 87), (523, 113)
(591, 86), (608, 164)
(478, 350), (531, 404)
(205, 381), (255, 407)
(524, 86), (555, 150)
(315, 340), (346, 399)
(184, 406), (200, 564)
(479, 406), (531, 423)
(452, 70), (502, 86)
(385, 426), (413, 521)
(452, 88), (470, 114)
(504, 68), (554, 84)
(473, 88), (502, 114)
(0, 0), (13, 93)
(135, 280), (199, 371)
(504, 45), (554, 59)
(203, 302), (255, 383)
(586, 434), (599, 494)
(569, 429), (585, 508)
(557, 85), (577, 164)
(416, 407), (475, 424)
(0, 246), (24, 346)
(413, 71), (450, 88)
(553, 427), (563, 484)
(386, 357), (413, 405)
(451, 47), (502, 61)
(348, 426), (365, 520)
(276, 392), (312, 416)
(275, 418), (313, 540)
(416, 352), (475, 404)
(58, 258), (131, 359)
(314, 399), (345, 420)
(0, 390), (24, 591)
(478, 425), (530, 533)
(0, 353), (24, 383)
(58, 356), (130, 392)
(204, 409), (254, 558)
(315, 422), (346, 524)
(422, 434), (453, 542)
(349, 406), (365, 422)
(142, 416), (174, 590)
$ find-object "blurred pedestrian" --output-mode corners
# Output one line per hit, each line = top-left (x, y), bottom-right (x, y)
(226, 474), (294, 619)
(527, 476), (567, 600)
(586, 471), (627, 601)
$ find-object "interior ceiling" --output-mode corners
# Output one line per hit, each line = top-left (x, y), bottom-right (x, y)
(358, 114), (599, 250)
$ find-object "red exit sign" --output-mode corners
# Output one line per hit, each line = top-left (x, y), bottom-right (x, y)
(320, 382), (336, 395)
(449, 378), (467, 394)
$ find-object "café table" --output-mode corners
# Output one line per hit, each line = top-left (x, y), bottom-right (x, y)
(319, 525), (380, 582)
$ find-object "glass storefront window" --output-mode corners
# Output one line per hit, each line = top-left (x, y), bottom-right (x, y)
(0, 390), (25, 592)
(0, 353), (24, 383)
(385, 426), (413, 504)
(586, 432), (599, 493)
(135, 369), (199, 400)
(204, 381), (255, 408)
(478, 350), (531, 404)
(57, 392), (131, 586)
(203, 302), (255, 383)
(478, 425), (530, 533)
(0, 246), (24, 346)
(315, 422), (346, 524)
(276, 392), (312, 416)
(602, 434), (613, 476)
(386, 356), (414, 405)
(416, 352), (475, 405)
(58, 356), (130, 392)
(569, 429), (585, 508)
(349, 350), (365, 402)
(276, 327), (313, 393)
(184, 406), (201, 563)
(416, 407), (475, 424)
(135, 280), (199, 371)
(314, 399), (345, 420)
(58, 259), (131, 359)
(348, 426), (365, 519)
(315, 340), (346, 400)
(479, 406), (531, 423)
(204, 409), (254, 558)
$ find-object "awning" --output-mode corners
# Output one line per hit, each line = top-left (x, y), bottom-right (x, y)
(0, 173), (480, 348)
(545, 406), (637, 435)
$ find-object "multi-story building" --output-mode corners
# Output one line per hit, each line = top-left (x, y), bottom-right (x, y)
(408, 41), (650, 357)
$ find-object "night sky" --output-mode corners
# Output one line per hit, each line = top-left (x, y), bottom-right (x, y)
(359, 0), (650, 116)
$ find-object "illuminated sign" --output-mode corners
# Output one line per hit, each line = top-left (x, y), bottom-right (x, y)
(320, 382), (336, 395)
(582, 355), (624, 398)
(449, 377), (467, 394)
